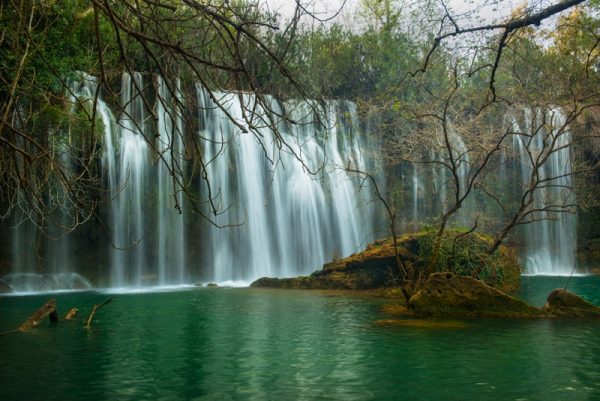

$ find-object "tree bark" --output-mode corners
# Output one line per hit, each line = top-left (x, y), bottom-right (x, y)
(85, 298), (113, 329)
(18, 299), (58, 332)
(64, 307), (79, 320)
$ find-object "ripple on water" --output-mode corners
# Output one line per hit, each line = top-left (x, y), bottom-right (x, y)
(0, 279), (599, 401)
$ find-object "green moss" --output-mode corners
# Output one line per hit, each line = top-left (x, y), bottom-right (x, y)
(417, 229), (520, 292)
(409, 273), (540, 318)
(252, 230), (521, 292)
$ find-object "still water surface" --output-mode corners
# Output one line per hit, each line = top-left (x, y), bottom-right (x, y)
(1, 276), (599, 401)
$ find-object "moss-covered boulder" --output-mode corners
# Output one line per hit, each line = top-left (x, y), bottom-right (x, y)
(251, 230), (521, 292)
(251, 251), (395, 290)
(417, 230), (521, 293)
(408, 272), (541, 317)
(542, 288), (600, 318)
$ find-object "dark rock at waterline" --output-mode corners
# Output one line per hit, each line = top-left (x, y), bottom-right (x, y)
(542, 288), (600, 318)
(408, 272), (541, 317)
(0, 279), (12, 293)
(251, 256), (396, 290)
(251, 238), (410, 290)
(206, 283), (218, 288)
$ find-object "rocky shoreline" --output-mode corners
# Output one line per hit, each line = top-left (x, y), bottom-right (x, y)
(251, 233), (600, 319)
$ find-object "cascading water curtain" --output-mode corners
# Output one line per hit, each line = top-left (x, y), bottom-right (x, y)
(3, 73), (378, 290)
(507, 107), (577, 275)
(197, 90), (375, 283)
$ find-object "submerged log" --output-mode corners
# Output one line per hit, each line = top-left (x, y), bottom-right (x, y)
(2, 298), (115, 335)
(18, 299), (58, 332)
(65, 308), (79, 320)
(85, 298), (113, 329)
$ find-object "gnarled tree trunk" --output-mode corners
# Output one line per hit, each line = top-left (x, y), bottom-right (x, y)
(18, 299), (58, 332)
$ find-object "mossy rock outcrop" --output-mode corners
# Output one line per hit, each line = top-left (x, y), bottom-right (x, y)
(251, 249), (395, 290)
(542, 288), (600, 318)
(408, 272), (541, 317)
(390, 275), (600, 318)
(251, 230), (521, 292)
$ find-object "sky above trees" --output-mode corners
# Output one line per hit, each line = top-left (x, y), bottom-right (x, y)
(265, 0), (521, 23)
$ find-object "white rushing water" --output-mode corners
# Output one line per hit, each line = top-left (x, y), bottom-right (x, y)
(6, 75), (96, 291)
(6, 73), (373, 289)
(111, 72), (150, 287)
(155, 77), (186, 285)
(507, 107), (577, 275)
(403, 107), (576, 275)
(197, 88), (373, 282)
(4, 74), (580, 291)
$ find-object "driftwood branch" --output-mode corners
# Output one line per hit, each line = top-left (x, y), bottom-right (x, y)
(85, 298), (113, 329)
(414, 0), (586, 97)
(64, 308), (79, 320)
(18, 299), (58, 332)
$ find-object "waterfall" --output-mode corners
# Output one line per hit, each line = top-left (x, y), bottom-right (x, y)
(3, 75), (97, 292)
(96, 73), (189, 288)
(46, 139), (73, 275)
(0, 73), (373, 290)
(408, 122), (472, 228)
(411, 164), (420, 230)
(508, 107), (577, 275)
(5, 72), (581, 292)
(155, 77), (186, 285)
(109, 72), (149, 287)
(9, 216), (36, 277)
(197, 89), (373, 283)
(394, 106), (576, 276)
(324, 102), (365, 256)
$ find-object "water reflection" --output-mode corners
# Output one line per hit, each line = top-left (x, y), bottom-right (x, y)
(1, 284), (599, 400)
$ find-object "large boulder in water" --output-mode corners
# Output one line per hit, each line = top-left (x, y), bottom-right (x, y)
(542, 288), (600, 318)
(408, 272), (541, 317)
(251, 231), (521, 292)
(251, 259), (393, 290)
(251, 238), (400, 290)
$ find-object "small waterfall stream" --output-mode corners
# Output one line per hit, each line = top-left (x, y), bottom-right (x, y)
(400, 107), (576, 275)
(508, 108), (577, 275)
(155, 77), (186, 285)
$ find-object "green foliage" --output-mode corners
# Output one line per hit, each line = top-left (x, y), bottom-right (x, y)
(0, 0), (109, 93)
(417, 229), (509, 286)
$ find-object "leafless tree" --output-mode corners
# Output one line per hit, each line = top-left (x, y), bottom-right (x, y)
(0, 0), (332, 241)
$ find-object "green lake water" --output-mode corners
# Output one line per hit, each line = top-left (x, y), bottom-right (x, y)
(1, 276), (599, 401)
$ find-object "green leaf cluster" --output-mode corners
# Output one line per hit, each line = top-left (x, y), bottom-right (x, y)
(417, 229), (508, 287)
